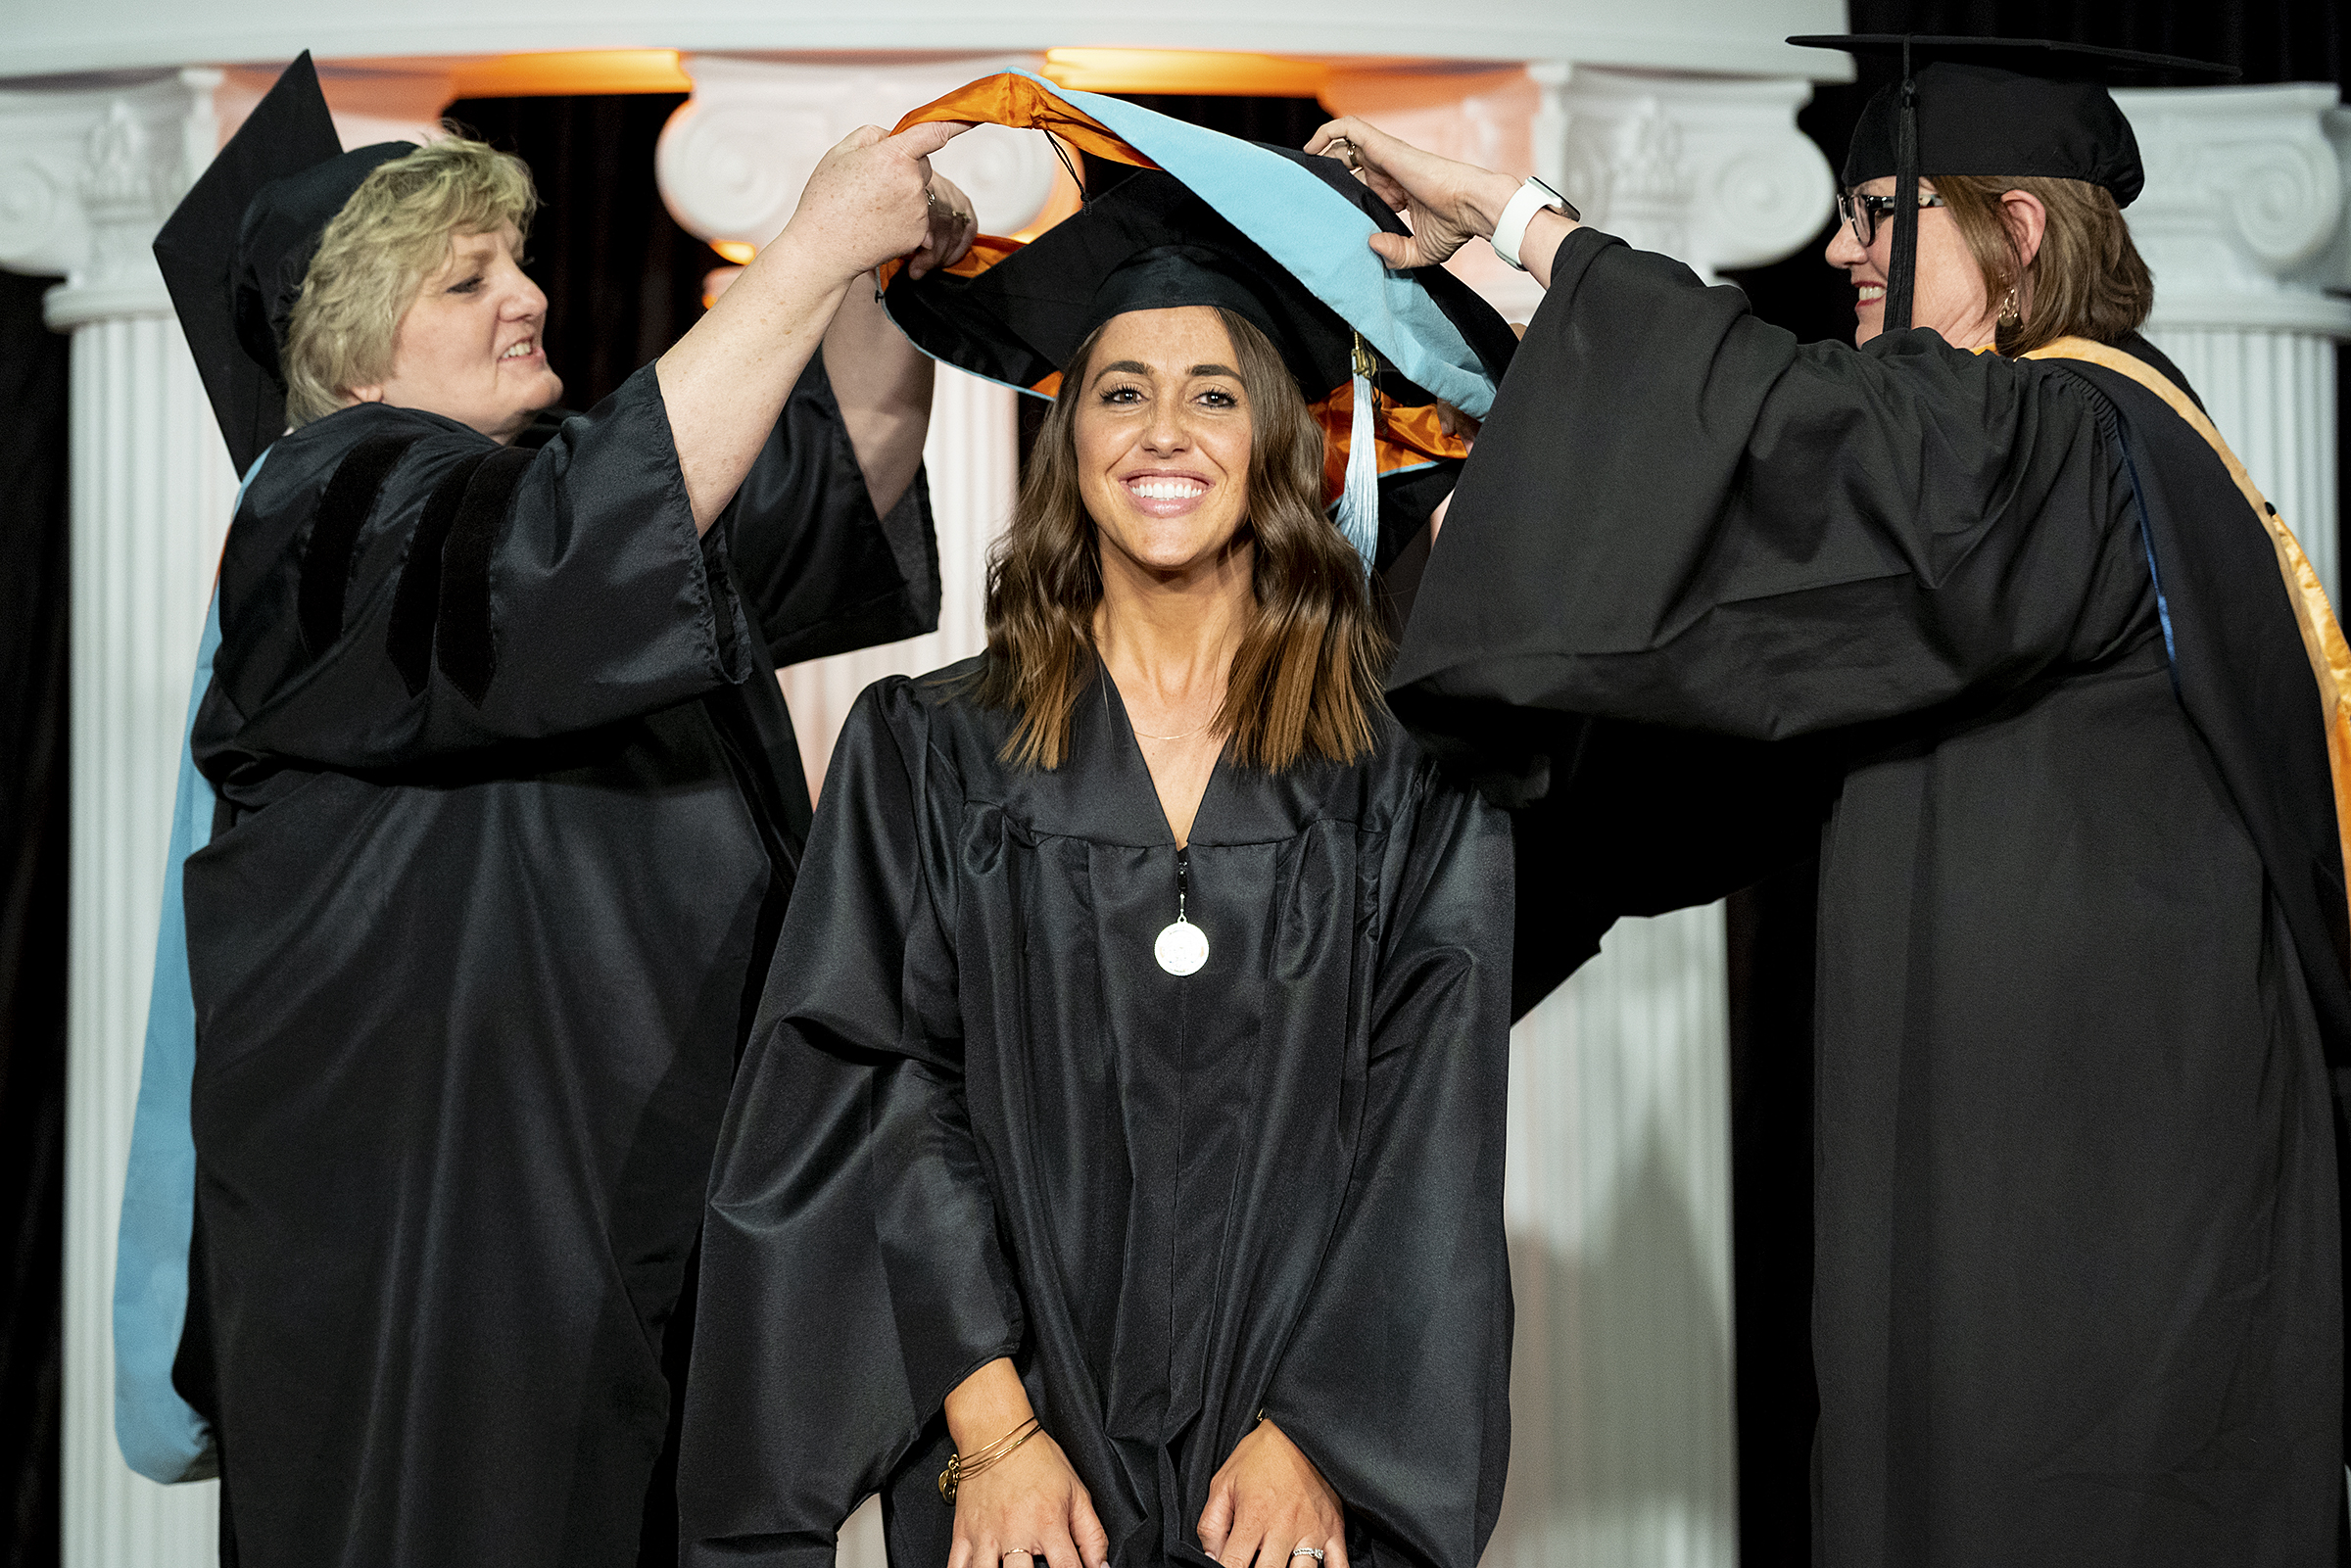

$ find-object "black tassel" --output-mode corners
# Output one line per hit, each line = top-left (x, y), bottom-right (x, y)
(1886, 39), (1920, 334)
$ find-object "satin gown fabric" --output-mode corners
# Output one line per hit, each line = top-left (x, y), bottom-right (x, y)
(179, 358), (937, 1568)
(678, 662), (1515, 1568)
(1392, 227), (2349, 1567)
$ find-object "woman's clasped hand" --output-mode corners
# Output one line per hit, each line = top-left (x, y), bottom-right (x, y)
(942, 1359), (1347, 1568)
(942, 1359), (1110, 1568)
(1196, 1417), (1348, 1568)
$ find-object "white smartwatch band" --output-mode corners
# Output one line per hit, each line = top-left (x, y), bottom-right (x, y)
(1490, 176), (1578, 272)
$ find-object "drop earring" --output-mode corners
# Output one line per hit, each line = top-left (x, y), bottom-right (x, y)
(1998, 284), (2022, 325)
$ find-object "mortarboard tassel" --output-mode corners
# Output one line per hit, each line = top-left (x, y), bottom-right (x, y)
(1334, 333), (1380, 579)
(1885, 35), (1920, 334)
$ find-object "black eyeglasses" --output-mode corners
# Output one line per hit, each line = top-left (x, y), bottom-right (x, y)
(1838, 189), (1947, 248)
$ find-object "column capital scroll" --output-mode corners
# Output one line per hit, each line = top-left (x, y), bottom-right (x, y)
(0, 70), (218, 324)
(655, 54), (1062, 254)
(2117, 82), (2351, 340)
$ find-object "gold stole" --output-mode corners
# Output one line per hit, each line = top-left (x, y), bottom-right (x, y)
(2016, 335), (2351, 910)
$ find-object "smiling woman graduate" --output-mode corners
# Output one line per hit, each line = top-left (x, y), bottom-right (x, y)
(1324, 33), (2351, 1568)
(675, 75), (1524, 1568)
(119, 52), (978, 1568)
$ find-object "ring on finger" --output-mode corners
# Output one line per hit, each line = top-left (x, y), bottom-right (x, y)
(1291, 1549), (1325, 1562)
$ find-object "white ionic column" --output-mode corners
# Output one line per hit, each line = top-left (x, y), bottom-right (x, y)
(1326, 62), (1835, 1568)
(0, 67), (235, 1568)
(1489, 908), (1736, 1568)
(655, 54), (1054, 794)
(2117, 83), (2351, 598)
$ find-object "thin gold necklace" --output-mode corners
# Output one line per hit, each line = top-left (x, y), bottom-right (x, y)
(1133, 718), (1217, 742)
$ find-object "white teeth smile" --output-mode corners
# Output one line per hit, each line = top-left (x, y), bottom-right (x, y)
(1856, 284), (1885, 303)
(500, 342), (534, 359)
(1129, 479), (1205, 500)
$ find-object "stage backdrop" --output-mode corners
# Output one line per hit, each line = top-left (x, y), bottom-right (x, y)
(0, 12), (2344, 1565)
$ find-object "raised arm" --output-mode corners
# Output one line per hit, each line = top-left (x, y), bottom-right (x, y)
(659, 121), (968, 532)
(1304, 117), (1577, 289)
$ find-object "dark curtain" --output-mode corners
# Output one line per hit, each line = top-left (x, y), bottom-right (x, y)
(0, 269), (69, 1568)
(1718, 8), (2347, 1562)
(442, 94), (728, 412)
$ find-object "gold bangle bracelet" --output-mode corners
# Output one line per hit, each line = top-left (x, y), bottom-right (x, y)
(938, 1417), (1041, 1504)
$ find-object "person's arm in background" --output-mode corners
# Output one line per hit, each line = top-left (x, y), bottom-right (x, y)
(822, 168), (971, 519)
(660, 121), (968, 532)
(716, 176), (975, 669)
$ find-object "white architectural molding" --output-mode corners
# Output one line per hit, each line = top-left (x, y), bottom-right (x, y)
(0, 70), (215, 295)
(0, 68), (235, 1568)
(1547, 66), (1834, 285)
(656, 54), (1061, 250)
(2119, 82), (2351, 599)
(2120, 83), (2350, 335)
(7, 1), (1850, 84)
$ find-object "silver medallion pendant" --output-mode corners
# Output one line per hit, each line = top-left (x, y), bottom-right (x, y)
(1157, 846), (1208, 975)
(1154, 917), (1210, 976)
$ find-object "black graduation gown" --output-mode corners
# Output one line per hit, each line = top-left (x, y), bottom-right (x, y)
(676, 662), (1515, 1568)
(1388, 227), (2349, 1566)
(178, 358), (938, 1568)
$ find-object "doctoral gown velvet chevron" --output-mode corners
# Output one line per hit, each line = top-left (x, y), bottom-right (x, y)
(1389, 226), (2351, 1566)
(178, 359), (936, 1568)
(677, 662), (1515, 1568)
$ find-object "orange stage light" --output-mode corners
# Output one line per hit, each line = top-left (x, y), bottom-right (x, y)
(446, 50), (693, 98)
(1038, 49), (1328, 100)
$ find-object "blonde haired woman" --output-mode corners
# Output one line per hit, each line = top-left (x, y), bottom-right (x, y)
(137, 56), (974, 1568)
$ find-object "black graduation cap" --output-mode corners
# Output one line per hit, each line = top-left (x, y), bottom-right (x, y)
(153, 52), (415, 475)
(886, 167), (1497, 409)
(1787, 35), (2237, 333)
(881, 74), (1516, 573)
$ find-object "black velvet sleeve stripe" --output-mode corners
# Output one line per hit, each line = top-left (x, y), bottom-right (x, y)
(299, 431), (423, 659)
(388, 451), (491, 697)
(435, 446), (533, 707)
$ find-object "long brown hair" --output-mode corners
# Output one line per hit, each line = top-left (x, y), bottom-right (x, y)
(1935, 174), (2154, 356)
(975, 307), (1388, 772)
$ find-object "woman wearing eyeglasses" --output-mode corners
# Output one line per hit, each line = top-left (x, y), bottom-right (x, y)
(1322, 34), (2351, 1568)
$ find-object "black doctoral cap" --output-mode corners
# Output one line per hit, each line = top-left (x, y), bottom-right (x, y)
(1786, 35), (2236, 334)
(154, 52), (416, 475)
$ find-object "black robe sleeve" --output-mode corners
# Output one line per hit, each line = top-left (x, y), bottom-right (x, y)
(722, 356), (942, 668)
(1389, 227), (2147, 745)
(202, 364), (760, 775)
(1260, 767), (1516, 1568)
(678, 679), (1022, 1568)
